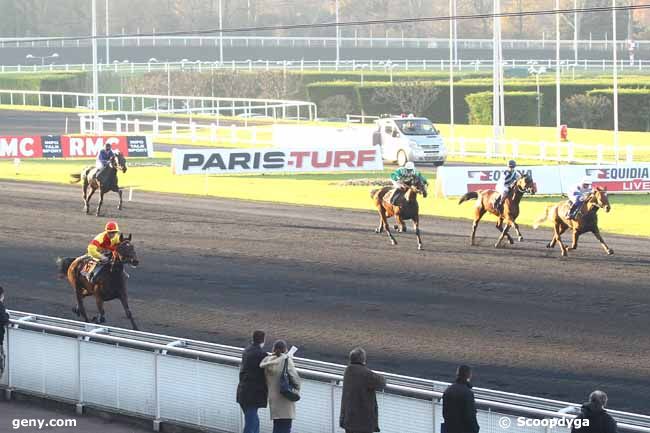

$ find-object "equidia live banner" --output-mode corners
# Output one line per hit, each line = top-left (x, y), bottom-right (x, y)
(0, 135), (153, 159)
(437, 163), (650, 196)
(172, 146), (384, 175)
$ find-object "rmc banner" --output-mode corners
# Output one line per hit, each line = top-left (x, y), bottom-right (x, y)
(437, 163), (650, 196)
(0, 135), (153, 159)
(172, 146), (384, 175)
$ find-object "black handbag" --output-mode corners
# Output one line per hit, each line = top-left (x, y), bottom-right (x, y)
(279, 357), (300, 402)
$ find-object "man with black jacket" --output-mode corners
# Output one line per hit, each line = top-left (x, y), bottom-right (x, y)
(236, 330), (268, 433)
(442, 365), (480, 433)
(572, 391), (617, 433)
(0, 286), (9, 377)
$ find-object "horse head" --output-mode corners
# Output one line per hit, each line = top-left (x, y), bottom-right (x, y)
(112, 151), (128, 174)
(516, 173), (536, 195)
(589, 187), (611, 213)
(409, 178), (428, 199)
(115, 233), (139, 267)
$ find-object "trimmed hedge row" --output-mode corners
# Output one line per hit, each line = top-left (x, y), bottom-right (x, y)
(0, 73), (89, 105)
(588, 88), (650, 131)
(465, 91), (540, 126)
(307, 78), (650, 126)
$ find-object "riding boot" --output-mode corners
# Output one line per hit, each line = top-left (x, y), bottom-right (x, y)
(391, 190), (402, 206)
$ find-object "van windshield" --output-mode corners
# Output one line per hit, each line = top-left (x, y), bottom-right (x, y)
(395, 119), (438, 136)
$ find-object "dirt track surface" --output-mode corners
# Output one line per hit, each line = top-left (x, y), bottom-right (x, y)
(1, 180), (649, 413)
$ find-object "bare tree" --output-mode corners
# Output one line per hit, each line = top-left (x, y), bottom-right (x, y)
(563, 94), (612, 129)
(373, 81), (440, 116)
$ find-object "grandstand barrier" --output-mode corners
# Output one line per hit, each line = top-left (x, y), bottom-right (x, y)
(2, 311), (649, 433)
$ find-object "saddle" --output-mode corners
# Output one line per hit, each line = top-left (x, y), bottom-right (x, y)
(81, 257), (98, 275)
(384, 188), (406, 206)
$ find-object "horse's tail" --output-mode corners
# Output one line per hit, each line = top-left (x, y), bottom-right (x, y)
(56, 257), (75, 277)
(532, 206), (553, 229)
(69, 173), (82, 184)
(458, 191), (479, 205)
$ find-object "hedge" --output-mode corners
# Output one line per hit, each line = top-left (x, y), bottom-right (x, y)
(466, 91), (540, 126)
(588, 88), (650, 131)
(0, 73), (89, 106)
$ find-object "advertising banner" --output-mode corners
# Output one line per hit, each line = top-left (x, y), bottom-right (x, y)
(172, 146), (383, 175)
(0, 135), (153, 159)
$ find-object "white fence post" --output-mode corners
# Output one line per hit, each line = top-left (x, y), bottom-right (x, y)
(116, 118), (122, 133)
(597, 144), (604, 164)
(171, 121), (177, 139)
(539, 141), (547, 160)
(567, 141), (575, 162)
(190, 121), (197, 143)
(626, 145), (633, 163)
(210, 123), (217, 143)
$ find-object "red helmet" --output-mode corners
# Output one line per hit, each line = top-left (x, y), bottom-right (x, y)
(105, 221), (120, 232)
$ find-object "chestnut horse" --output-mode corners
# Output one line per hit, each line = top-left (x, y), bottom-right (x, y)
(458, 173), (536, 247)
(70, 151), (127, 216)
(56, 234), (140, 329)
(533, 187), (613, 257)
(370, 178), (428, 250)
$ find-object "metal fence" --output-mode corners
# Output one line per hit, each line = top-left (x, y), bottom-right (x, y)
(2, 311), (649, 433)
(2, 59), (650, 74)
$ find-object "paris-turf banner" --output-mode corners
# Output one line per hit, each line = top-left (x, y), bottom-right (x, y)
(172, 146), (384, 175)
(0, 135), (153, 159)
(436, 163), (650, 196)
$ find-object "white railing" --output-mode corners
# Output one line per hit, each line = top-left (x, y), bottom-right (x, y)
(0, 35), (646, 51)
(0, 89), (317, 121)
(2, 311), (649, 433)
(2, 59), (650, 74)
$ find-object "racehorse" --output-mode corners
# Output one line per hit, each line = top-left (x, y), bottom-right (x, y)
(458, 173), (536, 247)
(370, 177), (427, 250)
(70, 152), (127, 216)
(57, 234), (140, 330)
(533, 187), (613, 257)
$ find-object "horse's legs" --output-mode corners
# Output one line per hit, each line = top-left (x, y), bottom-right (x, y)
(96, 190), (105, 217)
(76, 292), (90, 322)
(380, 208), (397, 245)
(553, 224), (569, 256)
(592, 229), (614, 255)
(569, 230), (580, 250)
(470, 207), (486, 246)
(394, 213), (406, 232)
(119, 293), (138, 331)
(513, 222), (524, 242)
(95, 296), (106, 324)
(85, 186), (97, 215)
(495, 221), (514, 248)
(374, 211), (384, 233)
(547, 224), (567, 248)
(117, 188), (123, 211)
(413, 215), (423, 250)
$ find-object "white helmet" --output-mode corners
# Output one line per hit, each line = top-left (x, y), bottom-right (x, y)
(581, 176), (593, 185)
(404, 161), (415, 171)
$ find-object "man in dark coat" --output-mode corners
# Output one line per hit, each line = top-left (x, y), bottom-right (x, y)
(340, 347), (387, 433)
(572, 390), (617, 433)
(0, 286), (9, 377)
(236, 330), (268, 433)
(442, 365), (480, 433)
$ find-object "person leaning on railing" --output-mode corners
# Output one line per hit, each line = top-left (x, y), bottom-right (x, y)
(571, 391), (618, 433)
(260, 340), (301, 433)
(442, 365), (480, 433)
(236, 330), (269, 433)
(0, 286), (9, 377)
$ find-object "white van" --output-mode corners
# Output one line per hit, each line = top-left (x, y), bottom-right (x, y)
(373, 116), (447, 166)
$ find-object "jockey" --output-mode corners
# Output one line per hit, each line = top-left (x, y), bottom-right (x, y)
(567, 176), (593, 220)
(84, 221), (121, 283)
(495, 160), (521, 212)
(389, 161), (428, 205)
(94, 142), (115, 180)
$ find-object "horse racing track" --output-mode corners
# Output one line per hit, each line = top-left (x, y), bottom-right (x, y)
(1, 180), (649, 412)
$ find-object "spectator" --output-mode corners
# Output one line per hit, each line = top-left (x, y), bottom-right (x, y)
(260, 340), (301, 433)
(442, 365), (480, 433)
(236, 330), (268, 433)
(339, 347), (386, 433)
(0, 286), (9, 377)
(572, 390), (617, 433)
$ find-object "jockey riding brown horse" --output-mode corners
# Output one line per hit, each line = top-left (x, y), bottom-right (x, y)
(57, 234), (140, 330)
(70, 152), (127, 216)
(458, 173), (536, 247)
(370, 177), (427, 250)
(533, 187), (613, 257)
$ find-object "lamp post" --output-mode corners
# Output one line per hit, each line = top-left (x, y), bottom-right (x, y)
(25, 53), (59, 66)
(528, 62), (547, 127)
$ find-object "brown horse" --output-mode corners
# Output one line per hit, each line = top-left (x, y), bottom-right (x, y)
(370, 178), (427, 250)
(70, 152), (127, 216)
(56, 234), (140, 329)
(458, 173), (537, 247)
(533, 187), (613, 257)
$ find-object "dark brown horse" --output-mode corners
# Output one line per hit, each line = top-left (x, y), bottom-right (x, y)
(533, 187), (613, 257)
(57, 234), (140, 329)
(458, 173), (537, 247)
(70, 152), (127, 216)
(370, 178), (428, 250)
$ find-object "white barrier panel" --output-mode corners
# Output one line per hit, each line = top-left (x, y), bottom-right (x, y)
(272, 124), (374, 148)
(438, 163), (650, 196)
(437, 166), (563, 196)
(172, 146), (383, 175)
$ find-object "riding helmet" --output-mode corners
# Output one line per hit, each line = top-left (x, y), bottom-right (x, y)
(105, 221), (120, 232)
